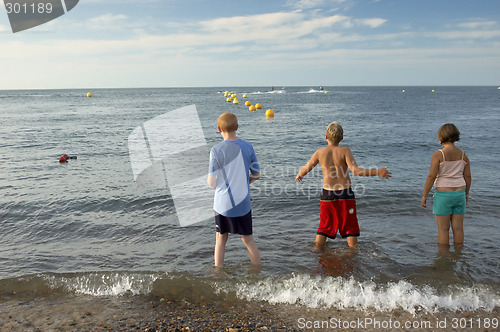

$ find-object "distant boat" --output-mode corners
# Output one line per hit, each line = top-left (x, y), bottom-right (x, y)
(497, 87), (500, 89)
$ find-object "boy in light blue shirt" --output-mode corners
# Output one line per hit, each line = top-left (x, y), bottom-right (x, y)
(208, 112), (261, 267)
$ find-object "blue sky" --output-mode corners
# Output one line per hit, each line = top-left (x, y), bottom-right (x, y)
(1, 0), (499, 89)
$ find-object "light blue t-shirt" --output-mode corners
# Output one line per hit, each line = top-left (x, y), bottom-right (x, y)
(208, 139), (260, 217)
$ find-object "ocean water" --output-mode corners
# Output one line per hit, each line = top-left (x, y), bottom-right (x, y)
(0, 86), (499, 315)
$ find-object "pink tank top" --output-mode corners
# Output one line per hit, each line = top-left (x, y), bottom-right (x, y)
(434, 150), (467, 187)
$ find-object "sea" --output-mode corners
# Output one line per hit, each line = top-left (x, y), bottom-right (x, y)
(0, 86), (498, 324)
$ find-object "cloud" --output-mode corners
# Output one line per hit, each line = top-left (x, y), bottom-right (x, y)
(457, 20), (497, 29)
(0, 25), (10, 33)
(429, 30), (500, 40)
(200, 12), (303, 33)
(197, 11), (368, 46)
(286, 0), (347, 10)
(354, 18), (387, 28)
(85, 14), (129, 31)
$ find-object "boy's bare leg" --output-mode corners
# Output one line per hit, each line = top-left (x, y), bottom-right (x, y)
(241, 235), (261, 265)
(315, 234), (327, 251)
(435, 215), (452, 244)
(347, 236), (358, 247)
(215, 232), (229, 267)
(450, 214), (464, 244)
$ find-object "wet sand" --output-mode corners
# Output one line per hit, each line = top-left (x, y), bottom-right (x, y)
(0, 294), (498, 331)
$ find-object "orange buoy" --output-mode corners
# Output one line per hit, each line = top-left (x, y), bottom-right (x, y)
(59, 154), (69, 162)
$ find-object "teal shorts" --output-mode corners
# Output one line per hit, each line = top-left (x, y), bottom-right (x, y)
(432, 190), (466, 215)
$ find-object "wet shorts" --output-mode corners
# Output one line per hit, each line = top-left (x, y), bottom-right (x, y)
(318, 188), (359, 239)
(432, 190), (466, 215)
(215, 210), (253, 235)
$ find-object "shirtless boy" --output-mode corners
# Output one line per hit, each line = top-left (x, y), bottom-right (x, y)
(296, 122), (391, 249)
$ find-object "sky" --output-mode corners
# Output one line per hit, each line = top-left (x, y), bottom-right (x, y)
(0, 0), (499, 89)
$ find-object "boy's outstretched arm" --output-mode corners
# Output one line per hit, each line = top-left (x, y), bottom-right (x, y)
(296, 151), (319, 182)
(345, 148), (391, 179)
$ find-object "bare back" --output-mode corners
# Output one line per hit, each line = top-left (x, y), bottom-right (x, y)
(316, 145), (352, 190)
(296, 141), (384, 188)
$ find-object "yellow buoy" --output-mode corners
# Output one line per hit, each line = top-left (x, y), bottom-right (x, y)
(243, 94), (247, 98)
(87, 92), (92, 97)
(265, 109), (274, 118)
(245, 101), (251, 106)
(432, 89), (435, 92)
(224, 91), (229, 97)
(402, 90), (405, 93)
(249, 105), (256, 111)
(233, 98), (239, 104)
(226, 97), (233, 102)
(255, 103), (262, 110)
(325, 91), (328, 94)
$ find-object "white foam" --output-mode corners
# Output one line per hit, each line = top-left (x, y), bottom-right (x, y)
(44, 272), (163, 296)
(218, 274), (499, 314)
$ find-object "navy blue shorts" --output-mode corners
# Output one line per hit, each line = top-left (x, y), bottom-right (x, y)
(215, 210), (253, 235)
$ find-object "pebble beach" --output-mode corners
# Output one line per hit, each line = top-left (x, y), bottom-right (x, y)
(1, 293), (498, 331)
(0, 294), (296, 332)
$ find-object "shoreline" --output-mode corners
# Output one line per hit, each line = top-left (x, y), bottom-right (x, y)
(1, 294), (498, 331)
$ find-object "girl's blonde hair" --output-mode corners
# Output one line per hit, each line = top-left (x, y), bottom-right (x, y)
(326, 122), (343, 143)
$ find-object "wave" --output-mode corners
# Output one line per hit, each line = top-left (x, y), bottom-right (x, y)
(247, 89), (286, 94)
(220, 274), (499, 315)
(296, 88), (328, 94)
(2, 272), (498, 315)
(0, 272), (165, 297)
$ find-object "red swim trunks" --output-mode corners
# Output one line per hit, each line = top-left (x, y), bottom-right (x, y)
(318, 188), (359, 239)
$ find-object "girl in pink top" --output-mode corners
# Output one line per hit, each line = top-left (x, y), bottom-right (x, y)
(421, 124), (472, 245)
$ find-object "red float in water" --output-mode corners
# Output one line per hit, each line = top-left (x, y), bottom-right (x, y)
(59, 154), (69, 163)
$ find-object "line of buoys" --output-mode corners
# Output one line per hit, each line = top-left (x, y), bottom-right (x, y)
(220, 89), (276, 119)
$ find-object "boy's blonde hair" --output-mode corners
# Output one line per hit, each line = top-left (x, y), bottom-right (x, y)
(218, 112), (238, 132)
(438, 123), (460, 143)
(326, 122), (343, 143)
